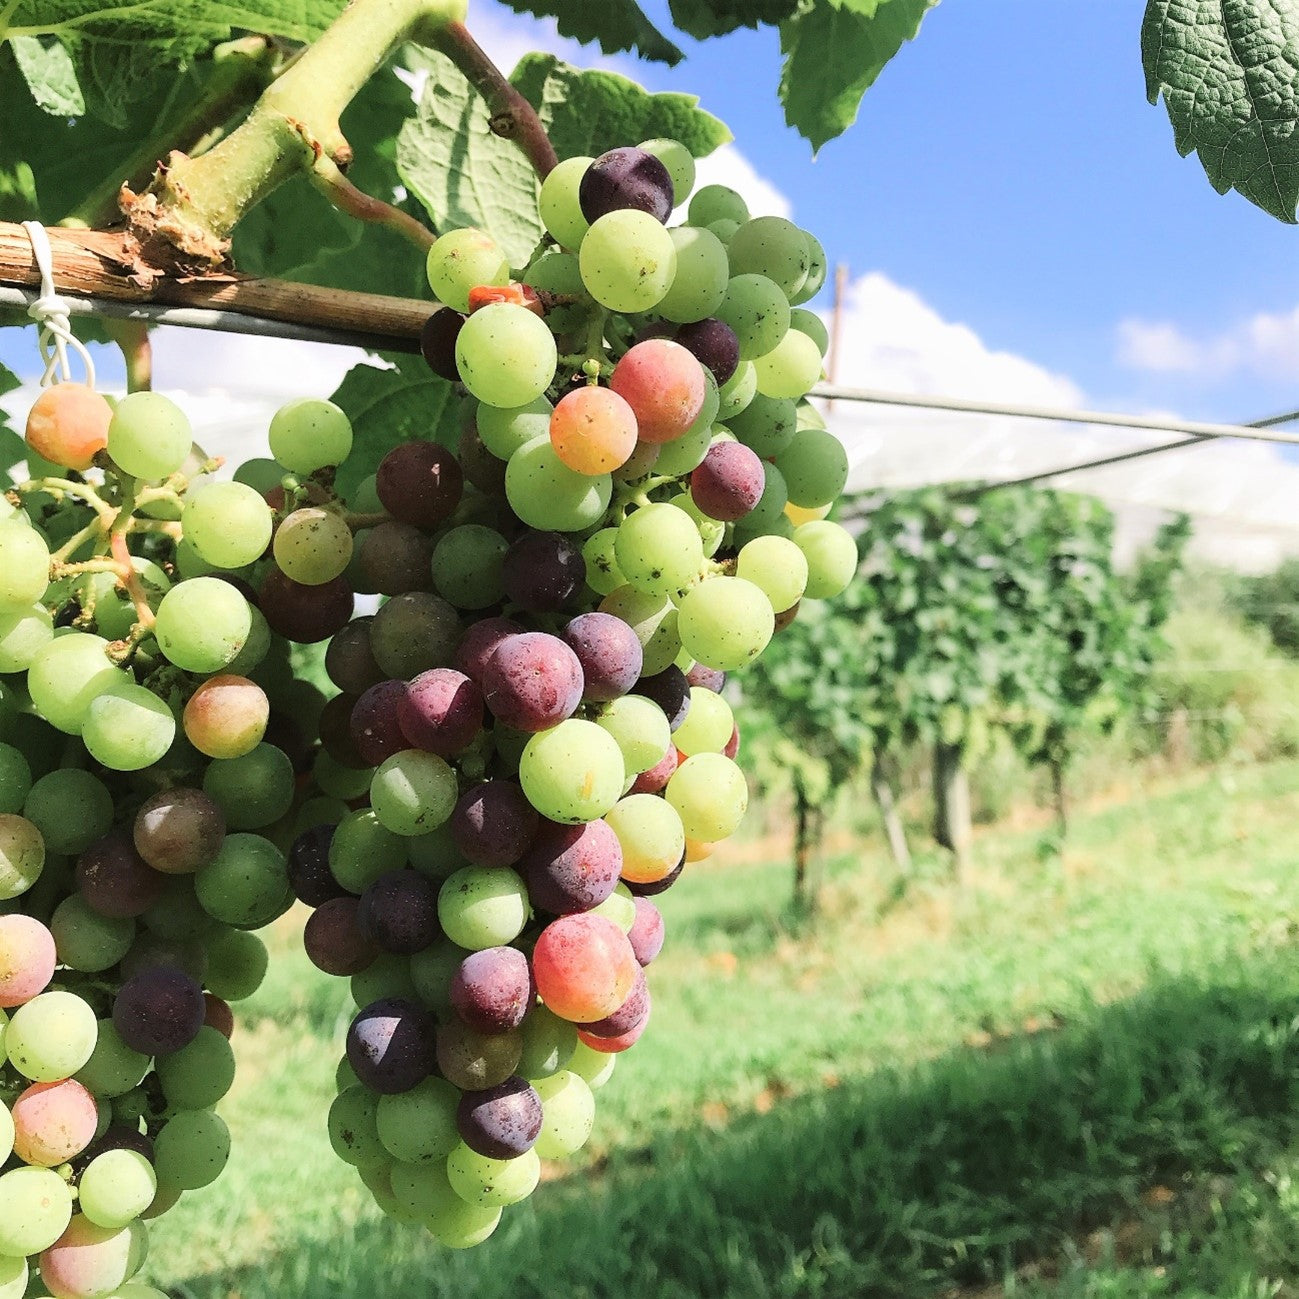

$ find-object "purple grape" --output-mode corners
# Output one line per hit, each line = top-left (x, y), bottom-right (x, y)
(77, 832), (167, 919)
(579, 147), (674, 224)
(628, 896), (665, 966)
(501, 532), (585, 612)
(357, 870), (440, 954)
(580, 967), (649, 1036)
(265, 713), (312, 774)
(376, 442), (463, 530)
(630, 744), (677, 795)
(119, 936), (208, 986)
(458, 419), (507, 497)
(674, 317), (740, 386)
(359, 523), (435, 597)
(398, 668), (483, 757)
(456, 1076), (543, 1159)
(626, 856), (685, 897)
(325, 617), (386, 695)
(259, 569), (354, 643)
(132, 788), (225, 876)
(725, 723), (741, 759)
(346, 998), (436, 1094)
(454, 616), (524, 684)
(350, 680), (409, 767)
(450, 780), (538, 867)
(521, 819), (622, 914)
(481, 632), (584, 732)
(450, 947), (534, 1034)
(113, 966), (205, 1056)
(304, 897), (378, 976)
(288, 824), (346, 907)
(685, 662), (726, 693)
(633, 666), (691, 732)
(691, 441), (765, 521)
(562, 612), (643, 702)
(318, 693), (368, 769)
(420, 309), (465, 382)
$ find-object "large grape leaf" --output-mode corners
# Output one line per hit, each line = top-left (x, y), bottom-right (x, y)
(1143, 0), (1299, 223)
(510, 53), (732, 163)
(778, 0), (938, 151)
(10, 34), (83, 115)
(396, 47), (544, 267)
(328, 353), (460, 499)
(494, 0), (682, 64)
(667, 0), (800, 40)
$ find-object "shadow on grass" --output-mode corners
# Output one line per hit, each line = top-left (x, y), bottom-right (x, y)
(173, 954), (1299, 1299)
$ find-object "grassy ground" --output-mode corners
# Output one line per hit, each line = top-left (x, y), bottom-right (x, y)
(146, 760), (1299, 1298)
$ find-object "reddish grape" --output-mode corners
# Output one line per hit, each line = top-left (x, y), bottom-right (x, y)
(450, 947), (534, 1034)
(521, 819), (622, 915)
(346, 998), (436, 1094)
(183, 674), (269, 760)
(399, 668), (484, 757)
(481, 632), (584, 732)
(350, 680), (409, 767)
(685, 662), (726, 693)
(691, 441), (765, 521)
(25, 383), (112, 470)
(562, 612), (643, 702)
(580, 966), (649, 1037)
(674, 317), (740, 386)
(357, 871), (440, 954)
(305, 897), (379, 975)
(627, 896), (665, 965)
(577, 1019), (647, 1054)
(450, 780), (539, 867)
(12, 1079), (98, 1166)
(531, 913), (639, 1022)
(724, 723), (741, 759)
(549, 386), (638, 474)
(456, 1076), (543, 1159)
(579, 147), (674, 224)
(632, 666), (691, 732)
(132, 790), (225, 876)
(630, 744), (678, 795)
(502, 532), (585, 612)
(420, 308), (465, 381)
(0, 914), (56, 1007)
(359, 523), (435, 596)
(113, 965), (205, 1055)
(259, 568), (354, 643)
(610, 340), (707, 444)
(454, 616), (523, 684)
(376, 442), (464, 529)
(203, 992), (235, 1039)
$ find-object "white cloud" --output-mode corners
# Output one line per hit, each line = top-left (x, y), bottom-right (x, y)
(1116, 305), (1299, 381)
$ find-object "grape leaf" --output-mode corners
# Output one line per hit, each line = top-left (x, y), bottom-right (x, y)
(328, 353), (460, 500)
(0, 360), (25, 481)
(10, 34), (83, 116)
(778, 0), (938, 152)
(494, 0), (682, 64)
(396, 47), (544, 267)
(1143, 0), (1299, 223)
(667, 0), (800, 41)
(510, 53), (732, 163)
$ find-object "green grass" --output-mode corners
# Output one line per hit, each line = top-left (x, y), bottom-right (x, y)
(147, 761), (1299, 1298)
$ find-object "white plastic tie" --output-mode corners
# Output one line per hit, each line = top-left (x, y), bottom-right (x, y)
(21, 220), (96, 390)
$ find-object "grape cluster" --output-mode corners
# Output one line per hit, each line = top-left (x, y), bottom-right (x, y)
(0, 128), (856, 1271)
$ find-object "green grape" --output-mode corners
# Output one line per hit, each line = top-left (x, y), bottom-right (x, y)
(656, 226), (729, 323)
(142, 879), (212, 941)
(717, 361), (757, 419)
(729, 393), (798, 458)
(604, 793), (685, 883)
(313, 750), (374, 802)
(615, 503), (704, 598)
(406, 823), (465, 881)
(224, 604), (272, 677)
(0, 1254), (23, 1299)
(426, 1190), (501, 1248)
(370, 750), (459, 837)
(0, 603), (53, 674)
(106, 392), (192, 480)
(376, 1076), (459, 1162)
(532, 1070), (595, 1158)
(774, 427), (850, 508)
(204, 928), (268, 1001)
(331, 809), (407, 893)
(455, 304), (557, 408)
(590, 881), (636, 932)
(409, 942), (460, 1016)
(425, 228), (510, 313)
(0, 519), (48, 610)
(519, 719), (625, 823)
(796, 398), (826, 430)
(26, 633), (124, 734)
(668, 751), (748, 840)
(156, 1026), (236, 1109)
(737, 534), (808, 612)
(538, 155), (593, 248)
(446, 1143), (540, 1208)
(329, 1086), (387, 1168)
(638, 137), (695, 204)
(78, 1149), (157, 1230)
(181, 482), (272, 570)
(668, 491), (724, 558)
(596, 695), (671, 775)
(476, 396), (552, 461)
(6, 990), (98, 1080)
(202, 742), (295, 830)
(706, 217), (740, 243)
(790, 230), (828, 305)
(581, 528), (625, 596)
(598, 585), (681, 675)
(673, 686), (734, 755)
(579, 210), (677, 313)
(268, 398), (353, 474)
(789, 306), (830, 355)
(175, 535), (218, 579)
(717, 274), (791, 361)
(687, 183), (749, 227)
(432, 525), (507, 609)
(0, 1167), (72, 1255)
(753, 328), (824, 399)
(727, 215), (811, 297)
(272, 507), (353, 585)
(523, 249), (585, 299)
(82, 681), (176, 772)
(0, 815), (44, 899)
(232, 457), (284, 495)
(0, 743), (31, 815)
(506, 436), (612, 532)
(24, 768), (112, 855)
(49, 895), (133, 972)
(194, 832), (290, 929)
(677, 575), (774, 671)
(737, 462), (789, 534)
(794, 520), (857, 599)
(154, 578), (252, 673)
(75, 1021), (148, 1098)
(567, 1039), (616, 1088)
(87, 558), (170, 642)
(154, 1109), (230, 1189)
(437, 866), (529, 949)
(518, 1005), (578, 1080)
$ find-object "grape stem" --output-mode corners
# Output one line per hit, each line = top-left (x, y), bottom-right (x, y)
(18, 477), (116, 524)
(104, 319), (153, 393)
(50, 516), (104, 564)
(343, 510), (393, 531)
(312, 157), (437, 250)
(110, 480), (158, 630)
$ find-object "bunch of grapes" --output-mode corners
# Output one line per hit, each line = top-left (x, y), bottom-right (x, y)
(0, 128), (857, 1273)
